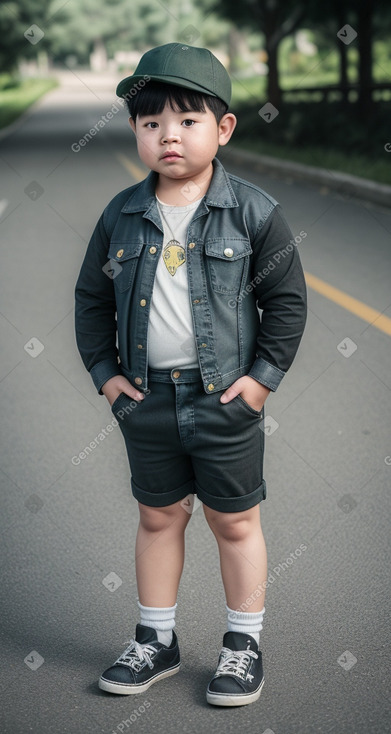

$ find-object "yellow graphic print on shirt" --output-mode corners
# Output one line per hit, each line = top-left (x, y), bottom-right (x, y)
(163, 239), (186, 276)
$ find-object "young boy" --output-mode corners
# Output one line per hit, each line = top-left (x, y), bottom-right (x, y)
(75, 43), (307, 707)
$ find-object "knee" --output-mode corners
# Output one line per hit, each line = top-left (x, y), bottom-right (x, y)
(204, 508), (252, 543)
(138, 502), (189, 534)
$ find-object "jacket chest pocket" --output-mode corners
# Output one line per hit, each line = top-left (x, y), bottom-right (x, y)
(107, 241), (144, 293)
(204, 239), (252, 294)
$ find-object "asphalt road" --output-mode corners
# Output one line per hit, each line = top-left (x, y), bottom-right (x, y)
(1, 71), (390, 734)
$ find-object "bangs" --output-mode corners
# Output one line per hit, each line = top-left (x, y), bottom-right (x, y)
(126, 82), (228, 122)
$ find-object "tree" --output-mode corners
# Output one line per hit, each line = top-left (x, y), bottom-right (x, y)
(46, 0), (167, 66)
(46, 0), (230, 68)
(303, 0), (355, 102)
(0, 0), (51, 73)
(213, 0), (310, 106)
(356, 0), (373, 112)
(304, 0), (391, 109)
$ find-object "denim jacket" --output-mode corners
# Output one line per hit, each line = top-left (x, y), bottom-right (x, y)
(75, 157), (307, 395)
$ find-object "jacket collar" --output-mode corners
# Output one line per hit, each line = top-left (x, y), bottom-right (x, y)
(120, 157), (239, 215)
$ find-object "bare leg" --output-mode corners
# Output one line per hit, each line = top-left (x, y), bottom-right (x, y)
(135, 500), (192, 607)
(203, 504), (267, 612)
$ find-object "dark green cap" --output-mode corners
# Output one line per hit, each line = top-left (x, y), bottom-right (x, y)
(116, 43), (231, 107)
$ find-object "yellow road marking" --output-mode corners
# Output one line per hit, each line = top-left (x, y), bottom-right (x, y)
(305, 271), (391, 336)
(116, 153), (147, 182)
(114, 154), (391, 338)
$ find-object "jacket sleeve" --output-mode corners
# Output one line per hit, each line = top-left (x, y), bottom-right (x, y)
(247, 205), (307, 391)
(74, 209), (122, 394)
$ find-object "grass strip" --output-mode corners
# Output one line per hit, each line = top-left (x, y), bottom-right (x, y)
(232, 138), (391, 185)
(0, 77), (58, 130)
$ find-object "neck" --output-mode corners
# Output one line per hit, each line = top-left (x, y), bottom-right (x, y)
(155, 162), (213, 206)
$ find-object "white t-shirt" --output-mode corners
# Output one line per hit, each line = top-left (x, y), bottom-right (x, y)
(147, 196), (202, 369)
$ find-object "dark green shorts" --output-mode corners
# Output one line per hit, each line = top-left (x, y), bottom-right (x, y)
(111, 368), (266, 513)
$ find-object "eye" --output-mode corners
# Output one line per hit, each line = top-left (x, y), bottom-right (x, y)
(146, 122), (159, 129)
(182, 119), (195, 127)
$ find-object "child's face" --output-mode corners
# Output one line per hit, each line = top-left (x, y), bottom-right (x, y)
(129, 102), (236, 182)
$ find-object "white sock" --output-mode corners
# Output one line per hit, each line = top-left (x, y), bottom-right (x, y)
(226, 604), (265, 647)
(137, 600), (177, 646)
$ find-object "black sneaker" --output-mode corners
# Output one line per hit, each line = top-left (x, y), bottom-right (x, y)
(206, 631), (264, 706)
(98, 624), (180, 695)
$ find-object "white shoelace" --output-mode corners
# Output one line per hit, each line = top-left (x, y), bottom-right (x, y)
(115, 639), (158, 672)
(214, 647), (258, 682)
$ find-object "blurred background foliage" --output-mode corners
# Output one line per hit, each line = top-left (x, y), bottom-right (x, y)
(0, 0), (390, 182)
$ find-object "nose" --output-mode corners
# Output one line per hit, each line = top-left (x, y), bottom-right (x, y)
(161, 127), (181, 144)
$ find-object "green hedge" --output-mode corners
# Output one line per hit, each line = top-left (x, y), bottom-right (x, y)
(231, 99), (390, 184)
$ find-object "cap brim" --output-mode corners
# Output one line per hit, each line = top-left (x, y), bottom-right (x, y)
(116, 74), (227, 105)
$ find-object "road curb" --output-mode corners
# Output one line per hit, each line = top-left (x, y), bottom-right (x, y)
(221, 145), (391, 209)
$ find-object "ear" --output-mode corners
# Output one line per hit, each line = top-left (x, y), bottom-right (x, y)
(128, 117), (136, 134)
(218, 113), (237, 146)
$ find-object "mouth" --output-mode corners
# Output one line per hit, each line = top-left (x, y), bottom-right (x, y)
(161, 151), (183, 160)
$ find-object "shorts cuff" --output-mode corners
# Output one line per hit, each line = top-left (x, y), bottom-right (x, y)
(195, 479), (267, 513)
(131, 477), (196, 507)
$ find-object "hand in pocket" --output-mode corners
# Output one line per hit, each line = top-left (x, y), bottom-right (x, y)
(102, 375), (145, 406)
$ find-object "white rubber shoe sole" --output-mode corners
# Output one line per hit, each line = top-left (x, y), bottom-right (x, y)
(99, 662), (180, 695)
(206, 676), (265, 706)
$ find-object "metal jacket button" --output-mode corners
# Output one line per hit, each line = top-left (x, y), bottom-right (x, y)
(224, 247), (234, 257)
(116, 248), (124, 258)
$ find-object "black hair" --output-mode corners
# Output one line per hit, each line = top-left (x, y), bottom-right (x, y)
(125, 81), (228, 123)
